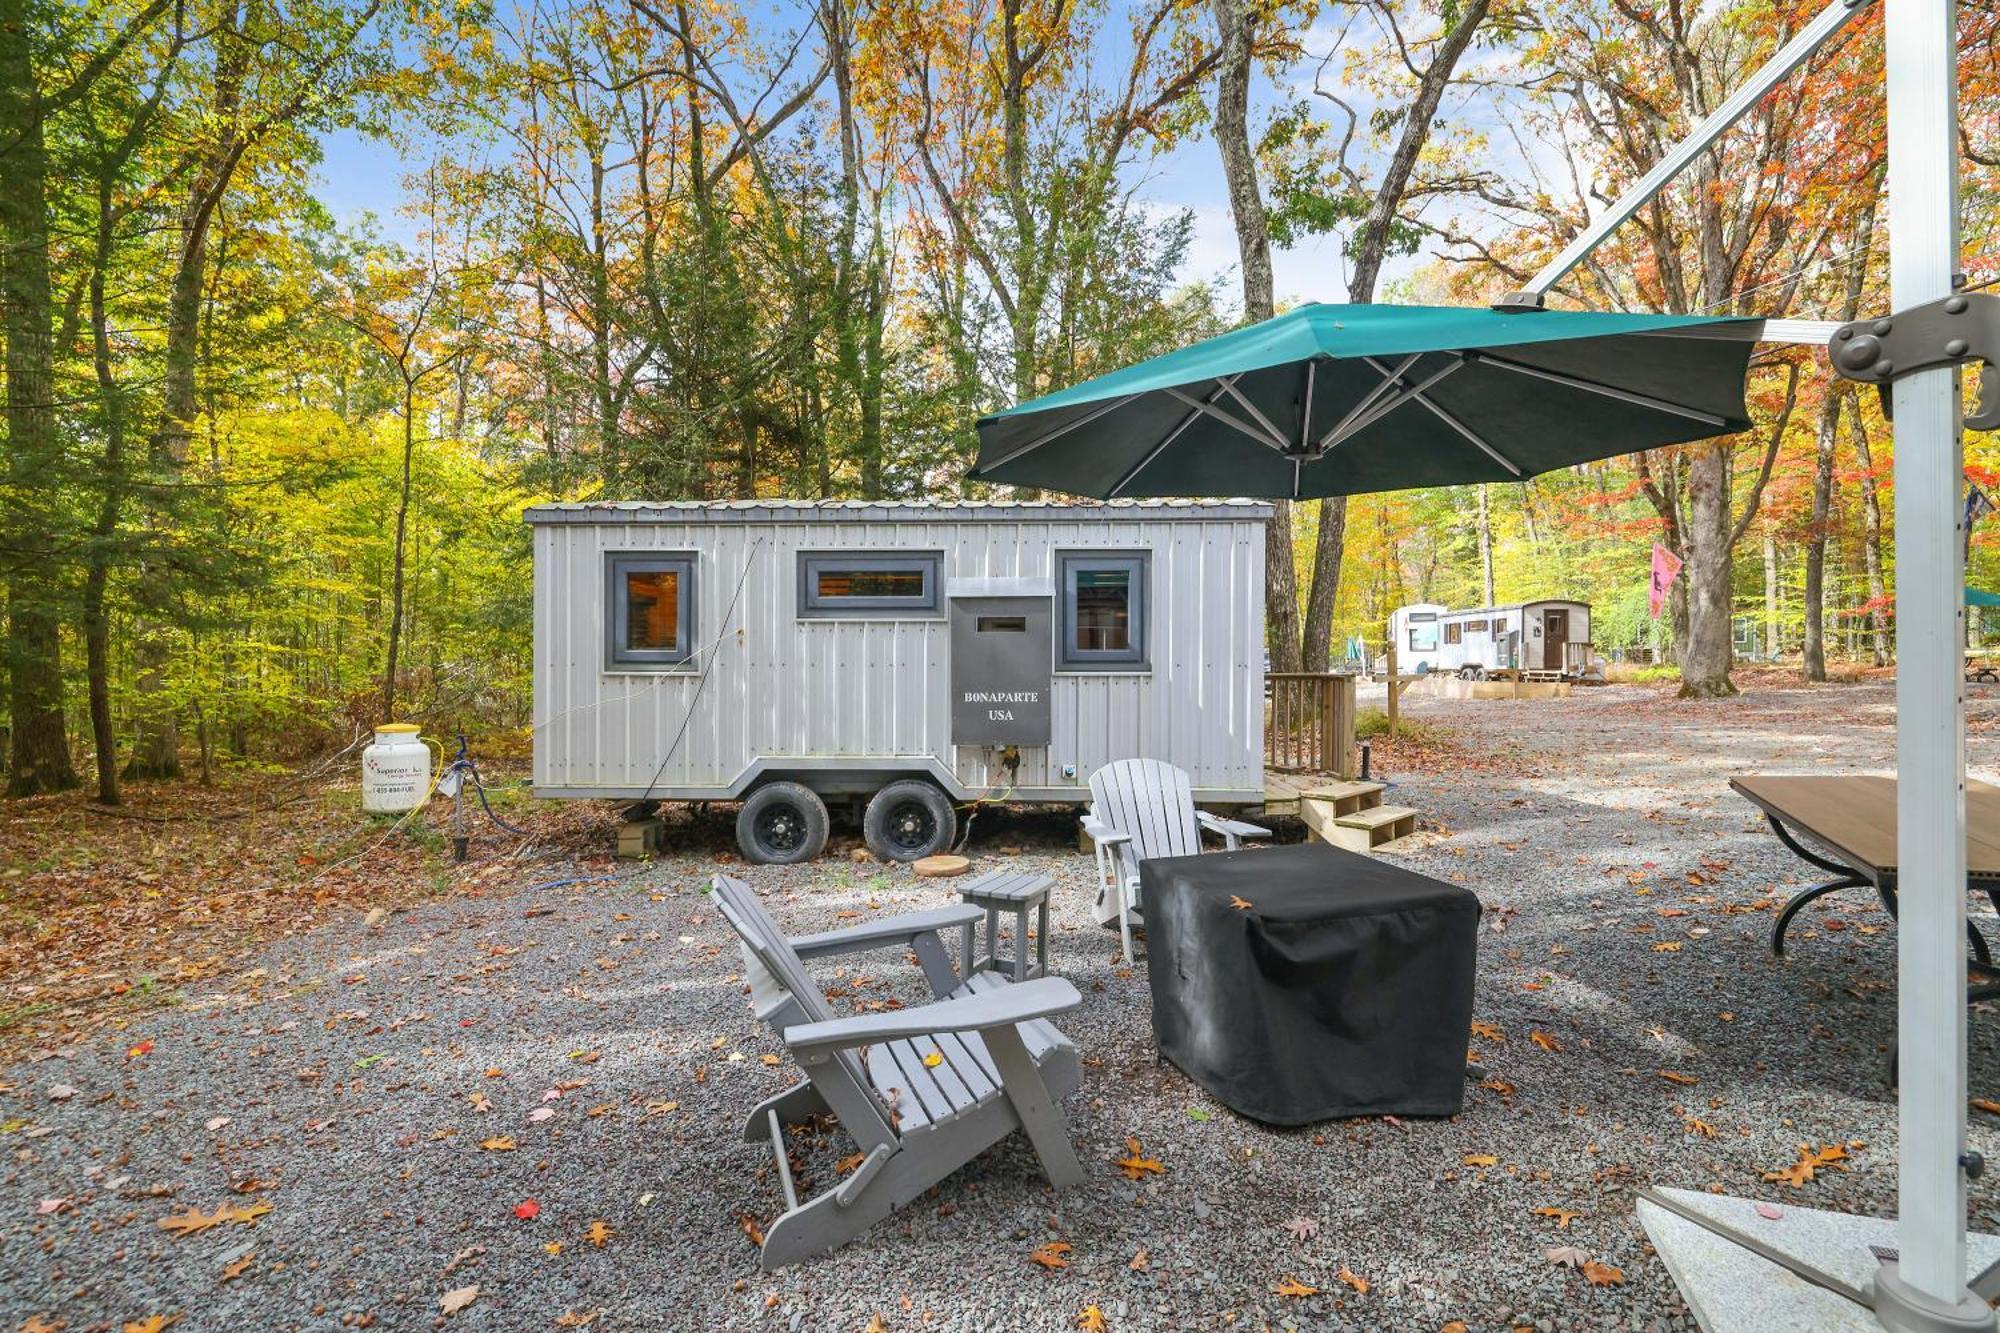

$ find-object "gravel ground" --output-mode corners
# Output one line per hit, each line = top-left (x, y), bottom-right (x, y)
(7, 679), (2000, 1332)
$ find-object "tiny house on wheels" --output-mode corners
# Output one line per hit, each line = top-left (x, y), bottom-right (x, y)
(527, 500), (1269, 864)
(1388, 599), (1593, 680)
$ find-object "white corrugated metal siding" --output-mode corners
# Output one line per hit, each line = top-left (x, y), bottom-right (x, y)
(530, 502), (1268, 802)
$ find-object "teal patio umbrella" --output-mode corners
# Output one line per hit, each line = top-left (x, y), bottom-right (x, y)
(1967, 585), (2000, 608)
(970, 303), (1761, 499)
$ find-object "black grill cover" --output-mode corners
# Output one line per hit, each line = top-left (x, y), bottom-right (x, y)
(1139, 842), (1480, 1125)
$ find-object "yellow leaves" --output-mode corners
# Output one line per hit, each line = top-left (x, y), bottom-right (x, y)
(467, 1091), (493, 1114)
(480, 1137), (518, 1152)
(1336, 1264), (1370, 1295)
(1684, 1117), (1718, 1138)
(760, 1054), (782, 1066)
(585, 1220), (613, 1248)
(836, 1152), (866, 1174)
(922, 1052), (943, 1068)
(1529, 1030), (1561, 1052)
(1029, 1241), (1073, 1270)
(1274, 1277), (1318, 1297)
(219, 1251), (256, 1282)
(569, 1050), (601, 1065)
(122, 1319), (179, 1333)
(1228, 895), (1254, 911)
(1112, 1136), (1164, 1180)
(1657, 1070), (1698, 1086)
(1077, 1306), (1109, 1332)
(1531, 1206), (1582, 1229)
(1651, 941), (1683, 953)
(156, 1200), (271, 1238)
(863, 1318), (886, 1333)
(1462, 1153), (1497, 1168)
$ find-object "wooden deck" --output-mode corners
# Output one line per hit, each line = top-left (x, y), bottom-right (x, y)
(1262, 768), (1341, 817)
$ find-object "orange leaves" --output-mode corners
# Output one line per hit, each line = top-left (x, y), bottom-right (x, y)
(156, 1199), (271, 1238)
(584, 1220), (613, 1248)
(1651, 941), (1683, 953)
(1077, 1307), (1108, 1332)
(1468, 1020), (1504, 1042)
(1462, 1153), (1498, 1168)
(1529, 1030), (1561, 1053)
(479, 1136), (517, 1152)
(740, 1214), (765, 1248)
(1335, 1265), (1370, 1295)
(1228, 895), (1254, 911)
(1029, 1241), (1073, 1270)
(1657, 1070), (1698, 1086)
(126, 1040), (154, 1060)
(1761, 1141), (1862, 1189)
(1547, 1246), (1623, 1284)
(1273, 1277), (1317, 1298)
(1112, 1136), (1164, 1180)
(1531, 1206), (1583, 1228)
(1684, 1117), (1718, 1138)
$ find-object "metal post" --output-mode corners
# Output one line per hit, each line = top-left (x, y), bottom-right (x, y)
(1874, 0), (1986, 1327)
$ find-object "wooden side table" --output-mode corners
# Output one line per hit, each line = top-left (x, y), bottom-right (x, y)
(957, 869), (1056, 982)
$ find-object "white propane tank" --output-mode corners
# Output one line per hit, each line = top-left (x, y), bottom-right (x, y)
(361, 724), (431, 814)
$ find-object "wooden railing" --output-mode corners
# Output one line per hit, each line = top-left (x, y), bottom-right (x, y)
(1264, 672), (1358, 776)
(1563, 640), (1596, 672)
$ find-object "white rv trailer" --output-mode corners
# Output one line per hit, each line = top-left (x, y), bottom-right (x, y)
(527, 499), (1270, 864)
(1388, 599), (1593, 679)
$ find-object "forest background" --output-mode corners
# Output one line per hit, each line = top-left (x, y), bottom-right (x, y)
(6, 0), (2000, 801)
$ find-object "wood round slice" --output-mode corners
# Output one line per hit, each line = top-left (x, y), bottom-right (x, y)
(912, 854), (971, 878)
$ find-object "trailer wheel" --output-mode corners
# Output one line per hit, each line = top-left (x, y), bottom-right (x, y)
(736, 782), (830, 864)
(862, 780), (956, 863)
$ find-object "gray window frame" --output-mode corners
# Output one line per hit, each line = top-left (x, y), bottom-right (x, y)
(1057, 551), (1149, 672)
(795, 551), (943, 619)
(606, 551), (696, 670)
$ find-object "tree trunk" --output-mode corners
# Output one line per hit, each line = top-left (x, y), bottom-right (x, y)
(1477, 484), (1495, 605)
(1852, 396), (1891, 666)
(383, 383), (417, 719)
(84, 177), (127, 803)
(0, 0), (80, 796)
(1679, 441), (1739, 697)
(1802, 388), (1840, 682)
(1762, 528), (1779, 660)
(1300, 504), (1345, 670)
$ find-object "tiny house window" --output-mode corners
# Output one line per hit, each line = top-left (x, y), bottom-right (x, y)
(1467, 619), (1489, 633)
(1059, 553), (1148, 670)
(607, 553), (696, 669)
(797, 552), (941, 617)
(1444, 623), (1462, 645)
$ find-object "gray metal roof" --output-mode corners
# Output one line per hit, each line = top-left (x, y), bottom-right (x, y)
(523, 498), (1272, 525)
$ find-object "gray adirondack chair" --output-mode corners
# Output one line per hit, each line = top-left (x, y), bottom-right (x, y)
(1081, 758), (1270, 961)
(710, 875), (1086, 1268)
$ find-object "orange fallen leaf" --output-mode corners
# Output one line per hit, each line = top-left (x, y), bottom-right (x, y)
(585, 1220), (613, 1248)
(1077, 1307), (1108, 1332)
(1469, 1021), (1504, 1042)
(1112, 1137), (1165, 1180)
(1274, 1278), (1317, 1297)
(759, 1054), (781, 1066)
(1480, 1076), (1516, 1096)
(1530, 1031), (1561, 1052)
(836, 1153), (866, 1174)
(1336, 1264), (1369, 1295)
(1582, 1259), (1624, 1286)
(1229, 895), (1253, 911)
(1442, 1323), (1469, 1333)
(1030, 1241), (1073, 1270)
(1128, 1248), (1149, 1271)
(1685, 1117), (1718, 1138)
(127, 1041), (154, 1060)
(740, 1214), (765, 1247)
(1532, 1206), (1582, 1228)
(219, 1252), (255, 1282)
(1973, 1099), (2000, 1116)
(1462, 1154), (1497, 1168)
(1652, 941), (1683, 953)
(122, 1320), (178, 1333)
(1658, 1070), (1698, 1086)
(480, 1137), (517, 1152)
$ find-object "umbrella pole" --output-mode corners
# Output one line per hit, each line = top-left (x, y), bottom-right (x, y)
(1875, 0), (1987, 1326)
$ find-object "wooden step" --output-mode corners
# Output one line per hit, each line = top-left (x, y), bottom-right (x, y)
(1315, 804), (1418, 853)
(1297, 781), (1386, 842)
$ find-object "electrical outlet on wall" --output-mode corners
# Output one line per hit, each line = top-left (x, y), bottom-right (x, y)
(1062, 764), (1077, 780)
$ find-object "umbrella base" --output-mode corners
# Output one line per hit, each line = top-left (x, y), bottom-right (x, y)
(1637, 1187), (1999, 1332)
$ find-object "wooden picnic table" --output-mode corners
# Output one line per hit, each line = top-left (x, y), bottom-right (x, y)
(1729, 774), (2000, 974)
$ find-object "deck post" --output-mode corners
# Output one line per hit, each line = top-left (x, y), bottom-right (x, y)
(1875, 0), (1986, 1325)
(1386, 640), (1399, 739)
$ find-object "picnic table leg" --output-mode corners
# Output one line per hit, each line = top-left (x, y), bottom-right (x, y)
(1764, 813), (1878, 956)
(1874, 878), (1995, 968)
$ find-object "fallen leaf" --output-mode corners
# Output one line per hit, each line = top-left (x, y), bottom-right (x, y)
(1756, 1202), (1784, 1220)
(1077, 1307), (1108, 1332)
(922, 1052), (943, 1068)
(440, 1285), (479, 1317)
(1658, 1070), (1697, 1086)
(1530, 1031), (1561, 1052)
(740, 1214), (765, 1248)
(553, 1314), (598, 1329)
(570, 1050), (601, 1065)
(526, 1107), (554, 1124)
(1228, 895), (1253, 911)
(1532, 1206), (1582, 1228)
(1469, 1021), (1504, 1042)
(1462, 1154), (1497, 1168)
(1030, 1241), (1073, 1270)
(1274, 1278), (1317, 1298)
(1546, 1245), (1590, 1268)
(121, 1319), (177, 1333)
(585, 1220), (613, 1248)
(219, 1252), (255, 1282)
(760, 1054), (782, 1066)
(1974, 1099), (2000, 1116)
(480, 1137), (517, 1152)
(514, 1200), (540, 1220)
(127, 1041), (154, 1060)
(467, 1092), (492, 1113)
(1582, 1259), (1624, 1286)
(205, 1117), (230, 1132)
(47, 1084), (76, 1102)
(836, 1153), (866, 1174)
(1128, 1247), (1149, 1270)
(1652, 941), (1683, 953)
(1685, 1117), (1718, 1138)
(1336, 1265), (1369, 1295)
(1283, 1216), (1320, 1242)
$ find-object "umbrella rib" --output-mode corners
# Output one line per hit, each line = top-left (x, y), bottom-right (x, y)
(1162, 386), (1289, 451)
(1217, 378), (1291, 450)
(978, 393), (1143, 472)
(1106, 379), (1234, 498)
(1469, 351), (1730, 426)
(1409, 390), (1525, 477)
(1315, 352), (1421, 450)
(1295, 361), (1316, 500)
(1324, 357), (1467, 450)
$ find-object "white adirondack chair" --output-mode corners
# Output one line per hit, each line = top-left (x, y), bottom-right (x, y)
(1080, 758), (1270, 961)
(711, 875), (1086, 1268)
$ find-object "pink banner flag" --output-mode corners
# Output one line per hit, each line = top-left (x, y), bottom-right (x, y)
(1650, 543), (1684, 618)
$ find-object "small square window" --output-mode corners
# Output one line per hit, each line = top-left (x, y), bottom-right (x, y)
(1444, 623), (1462, 645)
(607, 553), (695, 669)
(1059, 553), (1147, 670)
(797, 553), (941, 617)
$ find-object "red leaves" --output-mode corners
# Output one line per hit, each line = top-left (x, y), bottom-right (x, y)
(514, 1199), (540, 1220)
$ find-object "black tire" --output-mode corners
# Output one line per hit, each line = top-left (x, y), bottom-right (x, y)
(736, 782), (830, 864)
(862, 780), (957, 863)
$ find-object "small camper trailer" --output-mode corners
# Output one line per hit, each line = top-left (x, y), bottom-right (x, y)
(1389, 599), (1594, 680)
(527, 500), (1269, 864)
